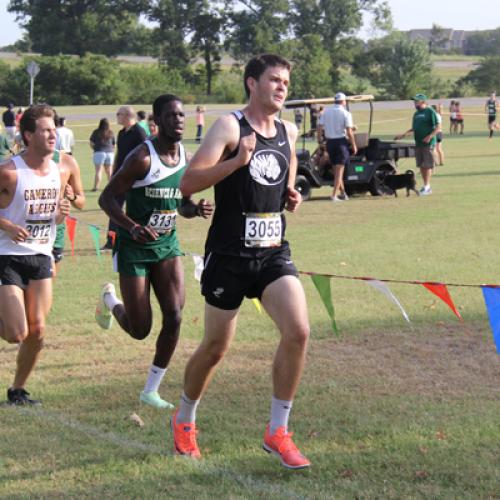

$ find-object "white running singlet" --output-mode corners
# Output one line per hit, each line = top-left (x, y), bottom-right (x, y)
(0, 154), (61, 256)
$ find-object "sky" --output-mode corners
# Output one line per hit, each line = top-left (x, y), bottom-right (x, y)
(0, 0), (498, 48)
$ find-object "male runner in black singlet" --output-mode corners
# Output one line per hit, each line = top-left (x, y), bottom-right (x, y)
(171, 54), (311, 469)
(486, 91), (500, 139)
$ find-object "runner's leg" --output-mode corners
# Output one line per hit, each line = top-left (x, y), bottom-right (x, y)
(13, 278), (52, 389)
(183, 303), (239, 402)
(0, 285), (28, 343)
(261, 275), (309, 402)
(115, 274), (153, 340)
(150, 256), (185, 368)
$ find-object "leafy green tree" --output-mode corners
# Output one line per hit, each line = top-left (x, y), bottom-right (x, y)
(225, 0), (290, 62)
(429, 24), (450, 54)
(190, 1), (224, 95)
(119, 65), (186, 102)
(288, 35), (333, 98)
(354, 34), (432, 99)
(2, 55), (128, 105)
(289, 0), (392, 87)
(7, 0), (150, 56)
(148, 0), (194, 72)
(462, 55), (500, 93)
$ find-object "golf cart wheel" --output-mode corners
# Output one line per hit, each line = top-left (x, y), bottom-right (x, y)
(295, 175), (312, 201)
(368, 164), (396, 196)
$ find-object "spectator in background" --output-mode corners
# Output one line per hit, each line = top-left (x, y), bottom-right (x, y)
(90, 118), (115, 191)
(102, 105), (147, 250)
(449, 100), (456, 134)
(294, 108), (303, 132)
(195, 105), (205, 142)
(0, 132), (13, 162)
(147, 114), (158, 138)
(55, 117), (75, 154)
(15, 108), (23, 130)
(454, 101), (464, 135)
(137, 110), (150, 136)
(309, 103), (319, 138)
(432, 104), (445, 166)
(395, 93), (439, 195)
(2, 103), (16, 146)
(485, 91), (499, 139)
(317, 92), (357, 202)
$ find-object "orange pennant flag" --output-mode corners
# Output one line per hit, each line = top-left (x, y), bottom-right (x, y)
(422, 283), (462, 320)
(108, 230), (116, 247)
(65, 216), (77, 256)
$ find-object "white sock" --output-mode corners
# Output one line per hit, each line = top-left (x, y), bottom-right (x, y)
(104, 291), (122, 311)
(177, 391), (200, 424)
(143, 365), (167, 393)
(270, 396), (293, 434)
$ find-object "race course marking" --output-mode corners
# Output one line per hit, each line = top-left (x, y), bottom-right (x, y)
(6, 406), (303, 497)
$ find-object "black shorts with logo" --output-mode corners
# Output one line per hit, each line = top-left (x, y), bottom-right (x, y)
(201, 247), (299, 310)
(0, 254), (53, 289)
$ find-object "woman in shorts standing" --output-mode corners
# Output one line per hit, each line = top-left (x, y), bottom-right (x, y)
(90, 118), (115, 191)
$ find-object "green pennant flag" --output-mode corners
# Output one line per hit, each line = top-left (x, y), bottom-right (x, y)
(311, 274), (339, 335)
(88, 225), (102, 261)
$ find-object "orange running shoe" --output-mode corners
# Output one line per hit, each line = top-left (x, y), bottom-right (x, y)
(263, 424), (311, 469)
(170, 410), (201, 458)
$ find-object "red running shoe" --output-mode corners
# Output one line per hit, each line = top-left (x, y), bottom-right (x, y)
(263, 424), (311, 469)
(170, 409), (201, 459)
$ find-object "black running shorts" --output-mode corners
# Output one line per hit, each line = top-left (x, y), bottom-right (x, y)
(201, 248), (299, 310)
(0, 254), (53, 289)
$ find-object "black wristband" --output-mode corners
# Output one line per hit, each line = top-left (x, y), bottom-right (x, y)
(129, 224), (140, 237)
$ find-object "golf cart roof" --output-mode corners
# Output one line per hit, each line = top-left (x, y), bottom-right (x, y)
(284, 95), (375, 109)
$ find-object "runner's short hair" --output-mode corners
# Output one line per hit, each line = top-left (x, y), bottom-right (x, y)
(243, 54), (291, 98)
(20, 104), (55, 146)
(153, 94), (182, 118)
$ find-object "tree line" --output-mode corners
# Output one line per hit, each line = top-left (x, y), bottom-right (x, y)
(3, 0), (499, 104)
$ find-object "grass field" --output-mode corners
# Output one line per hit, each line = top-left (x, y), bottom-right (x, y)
(0, 102), (499, 498)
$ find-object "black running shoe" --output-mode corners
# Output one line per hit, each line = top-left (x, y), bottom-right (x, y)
(7, 388), (41, 406)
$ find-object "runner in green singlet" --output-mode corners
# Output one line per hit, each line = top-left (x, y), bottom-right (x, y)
(52, 149), (85, 274)
(95, 94), (213, 409)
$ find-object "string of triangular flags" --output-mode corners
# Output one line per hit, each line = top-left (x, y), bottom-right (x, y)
(61, 216), (500, 355)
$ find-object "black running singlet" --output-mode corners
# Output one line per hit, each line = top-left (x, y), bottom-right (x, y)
(487, 98), (497, 117)
(205, 111), (291, 258)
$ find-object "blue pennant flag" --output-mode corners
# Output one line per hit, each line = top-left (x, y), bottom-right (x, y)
(481, 286), (500, 355)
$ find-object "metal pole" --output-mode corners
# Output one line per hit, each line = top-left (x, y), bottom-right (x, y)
(29, 77), (34, 105)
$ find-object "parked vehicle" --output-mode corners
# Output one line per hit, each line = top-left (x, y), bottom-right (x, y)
(284, 96), (416, 200)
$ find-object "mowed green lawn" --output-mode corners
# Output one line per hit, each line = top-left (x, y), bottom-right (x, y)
(0, 102), (499, 498)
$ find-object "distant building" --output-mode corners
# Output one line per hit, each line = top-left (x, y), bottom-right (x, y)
(406, 29), (478, 53)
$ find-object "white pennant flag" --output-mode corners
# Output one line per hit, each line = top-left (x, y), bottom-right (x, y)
(192, 254), (204, 282)
(367, 279), (410, 323)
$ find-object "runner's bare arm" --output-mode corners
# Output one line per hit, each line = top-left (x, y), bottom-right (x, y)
(56, 198), (71, 224)
(180, 114), (255, 197)
(283, 120), (301, 213)
(99, 145), (158, 243)
(0, 162), (32, 241)
(61, 153), (85, 209)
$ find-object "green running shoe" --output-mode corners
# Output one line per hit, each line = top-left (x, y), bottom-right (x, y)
(95, 283), (115, 330)
(140, 391), (174, 409)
